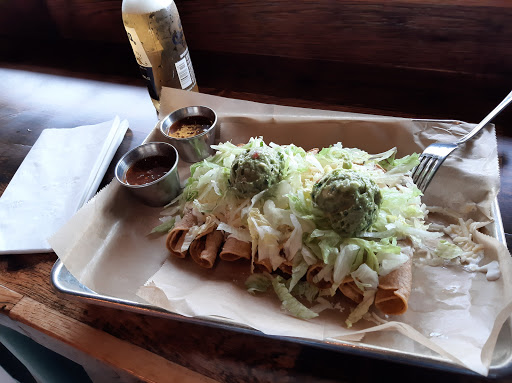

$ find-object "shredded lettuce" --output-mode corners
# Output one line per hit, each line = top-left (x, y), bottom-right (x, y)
(282, 214), (303, 260)
(149, 217), (175, 235)
(317, 143), (366, 168)
(289, 280), (320, 303)
(306, 229), (342, 265)
(379, 252), (410, 276)
(181, 215), (217, 252)
(370, 147), (397, 166)
(156, 137), (438, 327)
(435, 240), (464, 260)
(377, 148), (419, 172)
(245, 273), (272, 294)
(385, 152), (420, 174)
(345, 264), (379, 328)
(332, 244), (360, 285)
(346, 289), (377, 328)
(216, 222), (251, 242)
(247, 209), (283, 270)
(289, 255), (310, 291)
(351, 263), (379, 291)
(271, 275), (319, 319)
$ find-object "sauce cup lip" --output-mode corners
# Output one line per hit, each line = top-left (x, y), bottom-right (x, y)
(115, 142), (179, 189)
(159, 105), (217, 141)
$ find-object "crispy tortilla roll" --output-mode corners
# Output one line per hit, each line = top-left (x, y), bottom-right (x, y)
(254, 257), (272, 273)
(219, 236), (252, 261)
(278, 260), (293, 275)
(190, 228), (224, 269)
(339, 277), (364, 304)
(166, 211), (198, 258)
(375, 259), (412, 315)
(306, 263), (333, 289)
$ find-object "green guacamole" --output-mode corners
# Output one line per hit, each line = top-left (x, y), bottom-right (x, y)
(230, 146), (283, 196)
(312, 169), (382, 236)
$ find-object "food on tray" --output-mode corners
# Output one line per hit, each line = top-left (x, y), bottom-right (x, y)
(374, 258), (412, 315)
(124, 155), (175, 185)
(312, 169), (382, 236)
(153, 137), (497, 327)
(166, 212), (197, 258)
(229, 145), (284, 196)
(219, 236), (252, 261)
(339, 258), (412, 315)
(168, 115), (213, 139)
(189, 224), (224, 268)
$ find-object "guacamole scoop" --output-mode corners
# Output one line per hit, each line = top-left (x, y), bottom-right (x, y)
(312, 169), (381, 236)
(230, 146), (283, 196)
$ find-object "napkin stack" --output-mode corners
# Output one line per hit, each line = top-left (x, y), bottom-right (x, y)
(0, 117), (128, 254)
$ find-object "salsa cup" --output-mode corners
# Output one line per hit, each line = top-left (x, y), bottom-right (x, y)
(115, 142), (180, 207)
(159, 105), (217, 163)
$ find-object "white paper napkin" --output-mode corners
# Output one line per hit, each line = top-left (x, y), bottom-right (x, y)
(0, 116), (129, 254)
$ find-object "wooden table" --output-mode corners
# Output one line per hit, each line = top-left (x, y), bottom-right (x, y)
(1, 64), (512, 383)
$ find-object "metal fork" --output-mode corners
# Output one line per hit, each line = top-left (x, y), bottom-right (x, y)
(411, 90), (512, 193)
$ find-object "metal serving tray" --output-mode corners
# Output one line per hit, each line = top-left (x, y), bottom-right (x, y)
(51, 198), (512, 379)
(50, 115), (512, 378)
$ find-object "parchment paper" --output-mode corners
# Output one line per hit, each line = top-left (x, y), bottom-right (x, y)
(49, 88), (512, 376)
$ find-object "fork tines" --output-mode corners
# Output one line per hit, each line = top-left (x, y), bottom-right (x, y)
(412, 155), (438, 193)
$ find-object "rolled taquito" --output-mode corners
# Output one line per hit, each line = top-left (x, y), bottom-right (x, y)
(190, 227), (224, 268)
(219, 235), (252, 261)
(166, 211), (198, 258)
(374, 259), (412, 315)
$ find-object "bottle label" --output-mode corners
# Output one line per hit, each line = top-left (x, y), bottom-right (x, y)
(124, 26), (159, 100)
(124, 26), (151, 67)
(138, 66), (159, 100)
(175, 48), (195, 89)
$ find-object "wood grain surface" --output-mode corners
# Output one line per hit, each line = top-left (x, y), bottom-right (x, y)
(0, 286), (23, 313)
(7, 296), (218, 383)
(1, 0), (512, 136)
(2, 0), (511, 75)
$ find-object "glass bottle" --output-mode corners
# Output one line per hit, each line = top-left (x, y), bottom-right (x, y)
(122, 0), (198, 113)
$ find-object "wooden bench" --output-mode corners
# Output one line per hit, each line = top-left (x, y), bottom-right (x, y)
(1, 0), (511, 134)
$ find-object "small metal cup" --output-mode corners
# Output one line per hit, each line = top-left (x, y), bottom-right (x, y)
(159, 106), (217, 162)
(115, 142), (180, 207)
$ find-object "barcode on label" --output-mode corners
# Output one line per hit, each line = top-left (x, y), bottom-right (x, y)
(175, 52), (193, 89)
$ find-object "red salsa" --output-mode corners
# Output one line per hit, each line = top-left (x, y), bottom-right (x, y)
(168, 115), (213, 138)
(124, 155), (174, 186)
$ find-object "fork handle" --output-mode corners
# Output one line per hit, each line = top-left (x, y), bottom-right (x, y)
(457, 90), (512, 144)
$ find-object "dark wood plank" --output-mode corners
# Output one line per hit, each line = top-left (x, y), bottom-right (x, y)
(191, 51), (512, 137)
(2, 0), (512, 138)
(2, 44), (512, 138)
(2, 1), (512, 77)
(178, 1), (512, 75)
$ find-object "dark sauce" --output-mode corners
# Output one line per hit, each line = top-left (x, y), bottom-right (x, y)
(168, 115), (213, 138)
(124, 155), (174, 186)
